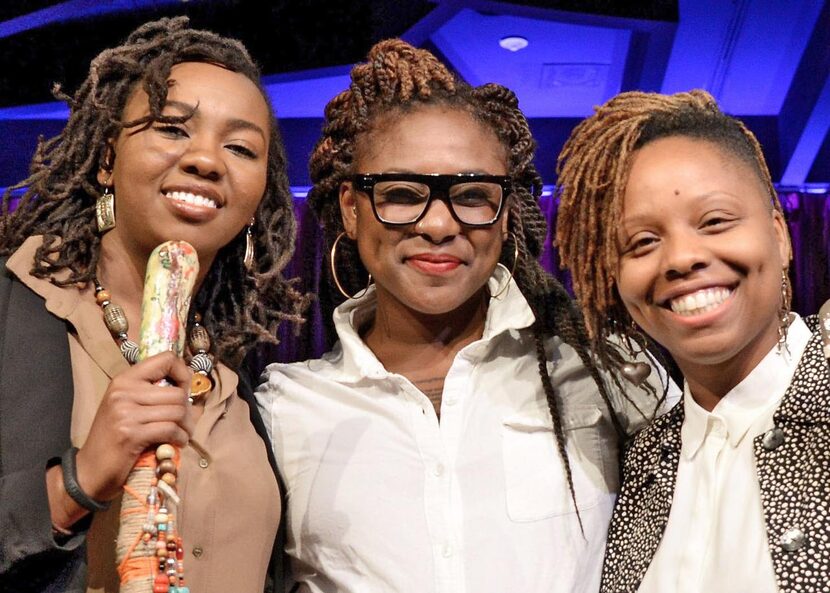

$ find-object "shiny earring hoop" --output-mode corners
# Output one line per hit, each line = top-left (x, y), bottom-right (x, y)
(95, 187), (116, 233)
(330, 231), (372, 300)
(243, 217), (255, 271)
(491, 231), (519, 299)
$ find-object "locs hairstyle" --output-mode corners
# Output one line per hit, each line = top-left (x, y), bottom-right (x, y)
(307, 38), (644, 526)
(556, 89), (784, 370)
(0, 16), (307, 365)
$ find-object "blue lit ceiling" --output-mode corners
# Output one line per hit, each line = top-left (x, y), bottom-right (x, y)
(1, 0), (828, 190)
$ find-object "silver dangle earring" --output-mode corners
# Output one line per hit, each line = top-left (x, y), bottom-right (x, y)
(243, 217), (255, 271)
(618, 318), (652, 386)
(777, 268), (793, 354)
(95, 187), (116, 233)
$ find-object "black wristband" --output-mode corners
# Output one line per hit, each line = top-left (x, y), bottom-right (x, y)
(61, 446), (110, 513)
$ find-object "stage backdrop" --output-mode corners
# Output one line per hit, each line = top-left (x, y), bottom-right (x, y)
(259, 190), (830, 370)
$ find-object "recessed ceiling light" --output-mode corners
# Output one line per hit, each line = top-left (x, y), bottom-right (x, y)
(499, 36), (529, 52)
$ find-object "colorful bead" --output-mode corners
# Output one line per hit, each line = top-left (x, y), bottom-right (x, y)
(95, 289), (110, 305)
(189, 373), (212, 399)
(161, 472), (177, 486)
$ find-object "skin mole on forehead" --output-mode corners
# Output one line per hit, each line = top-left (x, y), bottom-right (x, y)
(674, 189), (680, 195)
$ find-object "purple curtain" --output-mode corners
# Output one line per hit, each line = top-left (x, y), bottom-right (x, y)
(259, 191), (830, 367)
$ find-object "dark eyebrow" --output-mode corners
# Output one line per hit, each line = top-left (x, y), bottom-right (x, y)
(164, 100), (267, 142)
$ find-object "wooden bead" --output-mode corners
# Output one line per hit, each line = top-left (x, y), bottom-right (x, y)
(157, 459), (177, 476)
(156, 444), (175, 461)
(189, 324), (210, 352)
(161, 472), (177, 486)
(103, 303), (128, 335)
(95, 290), (110, 305)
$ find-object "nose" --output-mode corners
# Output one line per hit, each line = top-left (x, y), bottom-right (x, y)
(414, 196), (461, 243)
(662, 232), (710, 280)
(179, 136), (226, 181)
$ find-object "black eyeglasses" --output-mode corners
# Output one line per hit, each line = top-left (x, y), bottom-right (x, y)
(349, 173), (511, 227)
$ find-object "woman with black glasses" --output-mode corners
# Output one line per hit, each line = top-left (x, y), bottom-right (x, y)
(256, 39), (674, 593)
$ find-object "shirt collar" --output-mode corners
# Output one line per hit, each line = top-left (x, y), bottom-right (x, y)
(681, 314), (812, 459)
(330, 265), (536, 382)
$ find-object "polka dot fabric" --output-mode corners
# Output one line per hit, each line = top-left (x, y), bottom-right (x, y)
(600, 316), (830, 593)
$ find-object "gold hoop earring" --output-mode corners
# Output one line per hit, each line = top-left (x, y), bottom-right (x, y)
(330, 231), (372, 300)
(243, 217), (255, 271)
(95, 187), (115, 233)
(491, 231), (519, 299)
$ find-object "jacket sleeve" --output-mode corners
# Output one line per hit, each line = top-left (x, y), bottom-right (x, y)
(0, 257), (89, 585)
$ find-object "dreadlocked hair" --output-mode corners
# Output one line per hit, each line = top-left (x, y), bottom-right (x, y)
(308, 38), (631, 528)
(0, 16), (308, 366)
(556, 89), (781, 372)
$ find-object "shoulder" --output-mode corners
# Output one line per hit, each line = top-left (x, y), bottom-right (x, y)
(255, 346), (346, 409)
(625, 399), (683, 458)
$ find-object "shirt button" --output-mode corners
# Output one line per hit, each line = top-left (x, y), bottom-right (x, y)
(441, 543), (453, 557)
(199, 458), (209, 469)
(780, 528), (806, 552)
(433, 463), (445, 477)
(763, 427), (785, 450)
(192, 546), (204, 558)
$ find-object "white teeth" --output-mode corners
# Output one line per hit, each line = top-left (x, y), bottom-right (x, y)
(669, 287), (732, 316)
(164, 191), (218, 209)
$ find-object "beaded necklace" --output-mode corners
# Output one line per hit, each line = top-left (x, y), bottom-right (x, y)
(93, 279), (215, 402)
(93, 278), (215, 593)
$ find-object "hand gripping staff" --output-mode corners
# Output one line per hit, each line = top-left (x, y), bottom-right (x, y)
(116, 241), (199, 593)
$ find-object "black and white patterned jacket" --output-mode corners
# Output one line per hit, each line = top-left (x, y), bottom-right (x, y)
(600, 315), (830, 593)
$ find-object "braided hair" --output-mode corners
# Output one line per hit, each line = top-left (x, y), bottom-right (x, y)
(556, 89), (783, 369)
(0, 16), (308, 365)
(308, 39), (635, 527)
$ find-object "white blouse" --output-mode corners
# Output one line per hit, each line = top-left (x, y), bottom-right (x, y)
(257, 268), (676, 593)
(639, 315), (811, 593)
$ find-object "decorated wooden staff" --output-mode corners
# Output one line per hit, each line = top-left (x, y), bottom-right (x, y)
(115, 241), (199, 593)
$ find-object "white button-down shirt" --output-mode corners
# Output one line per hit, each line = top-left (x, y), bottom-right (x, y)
(257, 270), (673, 593)
(639, 315), (811, 593)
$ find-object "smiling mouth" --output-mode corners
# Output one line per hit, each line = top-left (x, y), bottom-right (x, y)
(668, 287), (733, 316)
(164, 190), (218, 209)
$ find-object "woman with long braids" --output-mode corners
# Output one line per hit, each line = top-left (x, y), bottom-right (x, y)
(557, 89), (830, 592)
(0, 17), (305, 593)
(256, 39), (670, 593)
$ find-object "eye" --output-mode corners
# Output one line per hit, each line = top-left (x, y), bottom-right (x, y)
(700, 213), (736, 230)
(625, 234), (660, 257)
(226, 143), (258, 159)
(154, 124), (188, 138)
(452, 188), (490, 207)
(378, 184), (428, 205)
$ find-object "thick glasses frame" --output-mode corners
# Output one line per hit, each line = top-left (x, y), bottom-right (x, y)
(349, 173), (511, 227)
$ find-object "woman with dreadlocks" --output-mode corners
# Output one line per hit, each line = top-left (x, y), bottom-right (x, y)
(0, 17), (305, 593)
(557, 89), (830, 592)
(256, 39), (670, 593)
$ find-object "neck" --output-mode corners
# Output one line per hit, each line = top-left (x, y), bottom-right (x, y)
(364, 286), (489, 376)
(97, 233), (209, 342)
(679, 324), (781, 412)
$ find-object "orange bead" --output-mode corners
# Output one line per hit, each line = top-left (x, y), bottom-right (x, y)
(95, 290), (110, 305)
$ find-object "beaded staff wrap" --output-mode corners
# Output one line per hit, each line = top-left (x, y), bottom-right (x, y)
(116, 241), (198, 593)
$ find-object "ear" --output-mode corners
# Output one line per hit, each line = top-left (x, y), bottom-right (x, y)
(771, 209), (792, 266)
(96, 142), (116, 186)
(339, 181), (359, 240)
